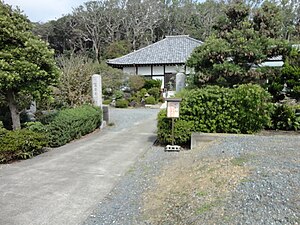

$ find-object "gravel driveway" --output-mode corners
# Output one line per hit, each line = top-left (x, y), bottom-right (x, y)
(83, 133), (300, 225)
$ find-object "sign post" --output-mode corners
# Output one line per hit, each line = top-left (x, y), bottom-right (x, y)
(166, 98), (182, 151)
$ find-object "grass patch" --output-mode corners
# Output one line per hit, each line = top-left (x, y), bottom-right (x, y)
(196, 191), (207, 197)
(230, 155), (252, 166)
(197, 202), (215, 214)
(196, 199), (223, 214)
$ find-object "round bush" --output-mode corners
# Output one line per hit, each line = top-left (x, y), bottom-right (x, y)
(116, 99), (129, 108)
(145, 96), (156, 105)
(147, 87), (160, 100)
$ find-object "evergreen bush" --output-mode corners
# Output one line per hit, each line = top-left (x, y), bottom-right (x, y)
(157, 110), (194, 144)
(157, 84), (273, 144)
(271, 104), (300, 130)
(0, 129), (47, 163)
(145, 96), (156, 105)
(143, 79), (162, 89)
(46, 105), (102, 147)
(115, 99), (129, 108)
(148, 87), (160, 100)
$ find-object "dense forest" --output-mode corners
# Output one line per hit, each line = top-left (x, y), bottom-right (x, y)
(33, 0), (300, 61)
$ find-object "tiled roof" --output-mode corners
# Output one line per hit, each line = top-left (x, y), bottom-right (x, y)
(107, 35), (203, 66)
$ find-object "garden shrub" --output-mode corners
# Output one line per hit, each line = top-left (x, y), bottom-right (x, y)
(24, 122), (48, 133)
(103, 99), (111, 105)
(271, 104), (300, 130)
(157, 84), (273, 144)
(0, 121), (7, 136)
(148, 87), (160, 100)
(143, 79), (161, 89)
(157, 110), (194, 144)
(46, 105), (102, 147)
(115, 99), (129, 108)
(113, 90), (124, 100)
(36, 110), (59, 125)
(233, 84), (273, 133)
(0, 129), (47, 163)
(145, 96), (156, 105)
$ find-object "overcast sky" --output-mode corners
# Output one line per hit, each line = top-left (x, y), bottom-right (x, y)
(4, 0), (87, 22)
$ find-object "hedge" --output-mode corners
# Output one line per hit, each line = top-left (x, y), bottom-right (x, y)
(44, 105), (102, 147)
(157, 84), (273, 144)
(0, 129), (47, 163)
(27, 105), (102, 147)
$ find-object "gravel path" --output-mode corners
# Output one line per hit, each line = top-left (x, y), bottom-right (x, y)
(107, 107), (160, 132)
(83, 132), (300, 225)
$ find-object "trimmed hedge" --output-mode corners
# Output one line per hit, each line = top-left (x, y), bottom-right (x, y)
(0, 129), (47, 163)
(157, 84), (273, 144)
(45, 105), (102, 147)
(157, 110), (194, 144)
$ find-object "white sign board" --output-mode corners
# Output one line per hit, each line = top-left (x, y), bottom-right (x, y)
(167, 101), (180, 118)
(92, 74), (102, 107)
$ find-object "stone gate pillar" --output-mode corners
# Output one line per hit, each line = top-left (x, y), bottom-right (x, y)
(176, 72), (186, 92)
(92, 74), (102, 107)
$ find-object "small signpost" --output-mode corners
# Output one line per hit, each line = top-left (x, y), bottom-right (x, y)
(165, 98), (182, 151)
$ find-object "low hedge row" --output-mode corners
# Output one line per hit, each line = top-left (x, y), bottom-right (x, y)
(157, 84), (273, 144)
(0, 105), (102, 163)
(27, 105), (102, 147)
(0, 128), (47, 163)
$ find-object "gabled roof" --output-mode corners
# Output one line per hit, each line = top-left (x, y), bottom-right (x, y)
(107, 35), (203, 66)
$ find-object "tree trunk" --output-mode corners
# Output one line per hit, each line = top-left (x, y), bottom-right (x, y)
(7, 91), (21, 130)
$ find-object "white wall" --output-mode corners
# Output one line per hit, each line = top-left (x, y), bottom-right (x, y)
(153, 66), (164, 75)
(137, 66), (151, 75)
(165, 65), (185, 73)
(123, 67), (136, 75)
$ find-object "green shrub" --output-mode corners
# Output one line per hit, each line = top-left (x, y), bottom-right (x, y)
(36, 110), (59, 125)
(113, 90), (124, 100)
(115, 99), (129, 108)
(0, 129), (47, 163)
(157, 84), (273, 144)
(143, 79), (162, 89)
(103, 99), (111, 105)
(24, 122), (48, 133)
(157, 110), (194, 144)
(46, 105), (102, 147)
(148, 87), (160, 100)
(233, 84), (273, 133)
(271, 104), (300, 130)
(145, 96), (156, 105)
(0, 121), (7, 137)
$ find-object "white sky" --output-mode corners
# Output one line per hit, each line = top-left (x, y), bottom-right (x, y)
(3, 0), (87, 22)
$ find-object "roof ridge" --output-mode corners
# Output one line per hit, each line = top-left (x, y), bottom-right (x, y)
(165, 35), (189, 38)
(186, 36), (204, 44)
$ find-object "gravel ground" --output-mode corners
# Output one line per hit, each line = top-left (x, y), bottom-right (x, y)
(106, 107), (160, 132)
(83, 113), (300, 225)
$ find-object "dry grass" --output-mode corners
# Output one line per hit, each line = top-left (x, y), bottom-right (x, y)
(142, 142), (251, 224)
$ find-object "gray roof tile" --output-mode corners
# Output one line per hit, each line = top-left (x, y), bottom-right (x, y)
(107, 35), (203, 66)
